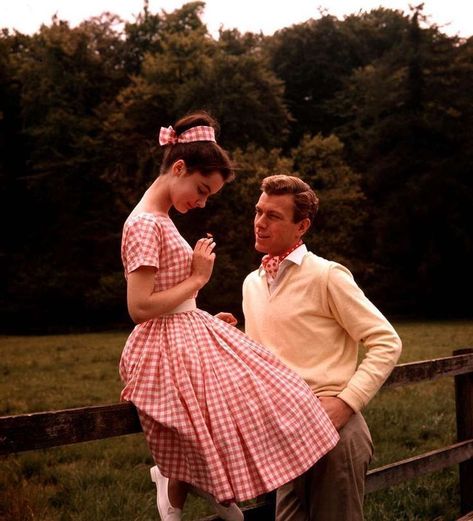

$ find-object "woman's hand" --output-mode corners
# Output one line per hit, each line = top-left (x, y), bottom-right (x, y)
(215, 312), (238, 326)
(190, 237), (216, 288)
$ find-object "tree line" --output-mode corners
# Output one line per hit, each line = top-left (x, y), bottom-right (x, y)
(1, 1), (472, 332)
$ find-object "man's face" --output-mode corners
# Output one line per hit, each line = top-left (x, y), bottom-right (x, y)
(254, 192), (309, 256)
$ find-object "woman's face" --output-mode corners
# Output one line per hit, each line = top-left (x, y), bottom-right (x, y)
(171, 162), (225, 213)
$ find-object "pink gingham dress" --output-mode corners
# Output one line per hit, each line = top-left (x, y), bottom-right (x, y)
(119, 212), (339, 503)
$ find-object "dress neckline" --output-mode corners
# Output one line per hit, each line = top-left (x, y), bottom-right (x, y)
(130, 211), (171, 220)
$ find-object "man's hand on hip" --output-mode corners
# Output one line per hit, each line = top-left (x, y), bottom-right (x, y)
(318, 396), (355, 431)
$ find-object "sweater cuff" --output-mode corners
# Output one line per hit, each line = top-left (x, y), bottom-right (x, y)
(337, 388), (366, 413)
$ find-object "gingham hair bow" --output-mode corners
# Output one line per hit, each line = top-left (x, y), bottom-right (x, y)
(158, 125), (216, 146)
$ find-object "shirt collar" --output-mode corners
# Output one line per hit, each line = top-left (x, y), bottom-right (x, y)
(285, 243), (307, 265)
(258, 243), (307, 276)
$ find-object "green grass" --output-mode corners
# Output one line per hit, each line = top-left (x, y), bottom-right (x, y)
(363, 320), (473, 521)
(1, 321), (472, 520)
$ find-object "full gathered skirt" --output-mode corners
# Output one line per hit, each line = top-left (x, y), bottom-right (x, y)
(120, 309), (339, 503)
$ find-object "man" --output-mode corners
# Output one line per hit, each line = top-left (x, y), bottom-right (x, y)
(242, 174), (402, 521)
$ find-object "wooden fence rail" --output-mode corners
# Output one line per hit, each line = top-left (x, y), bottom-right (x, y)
(1, 348), (472, 519)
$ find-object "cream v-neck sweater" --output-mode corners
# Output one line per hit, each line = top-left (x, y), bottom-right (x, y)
(243, 252), (402, 412)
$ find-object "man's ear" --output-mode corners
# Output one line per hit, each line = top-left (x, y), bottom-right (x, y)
(298, 218), (311, 237)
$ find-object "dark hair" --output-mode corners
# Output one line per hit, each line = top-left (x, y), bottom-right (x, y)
(261, 174), (319, 223)
(160, 111), (234, 181)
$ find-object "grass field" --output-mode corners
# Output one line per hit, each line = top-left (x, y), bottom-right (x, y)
(1, 321), (472, 520)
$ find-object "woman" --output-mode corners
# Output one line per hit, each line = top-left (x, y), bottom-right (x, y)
(119, 111), (339, 520)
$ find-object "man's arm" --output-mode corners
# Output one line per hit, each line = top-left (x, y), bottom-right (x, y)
(326, 264), (402, 418)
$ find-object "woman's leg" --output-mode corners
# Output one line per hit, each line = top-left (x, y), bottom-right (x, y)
(168, 479), (189, 508)
(150, 466), (184, 520)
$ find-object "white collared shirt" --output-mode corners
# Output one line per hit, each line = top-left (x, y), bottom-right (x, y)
(259, 244), (308, 294)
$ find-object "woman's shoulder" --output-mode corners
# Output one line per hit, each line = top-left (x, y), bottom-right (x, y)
(125, 211), (171, 230)
(122, 213), (173, 249)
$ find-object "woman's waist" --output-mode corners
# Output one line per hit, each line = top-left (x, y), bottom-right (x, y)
(161, 298), (197, 315)
(132, 299), (198, 327)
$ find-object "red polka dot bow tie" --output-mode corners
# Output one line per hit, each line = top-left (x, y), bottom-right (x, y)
(261, 240), (303, 282)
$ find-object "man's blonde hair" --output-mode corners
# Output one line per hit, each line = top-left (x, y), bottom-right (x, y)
(261, 175), (319, 223)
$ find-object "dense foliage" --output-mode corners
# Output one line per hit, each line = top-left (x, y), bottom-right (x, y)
(1, 2), (472, 331)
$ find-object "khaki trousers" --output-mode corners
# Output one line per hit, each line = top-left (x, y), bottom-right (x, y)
(276, 412), (374, 521)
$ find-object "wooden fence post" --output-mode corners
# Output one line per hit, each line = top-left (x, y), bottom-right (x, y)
(454, 348), (473, 515)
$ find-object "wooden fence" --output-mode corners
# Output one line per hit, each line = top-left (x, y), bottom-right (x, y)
(1, 348), (472, 520)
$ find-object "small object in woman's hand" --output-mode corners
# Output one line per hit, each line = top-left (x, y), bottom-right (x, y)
(206, 233), (213, 239)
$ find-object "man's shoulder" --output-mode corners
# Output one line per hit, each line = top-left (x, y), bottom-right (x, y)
(301, 251), (336, 270)
(243, 268), (263, 287)
(300, 252), (355, 285)
(304, 251), (351, 271)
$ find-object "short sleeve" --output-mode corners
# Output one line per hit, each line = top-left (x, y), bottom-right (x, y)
(121, 215), (163, 275)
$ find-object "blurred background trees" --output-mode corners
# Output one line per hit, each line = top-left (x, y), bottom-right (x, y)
(1, 2), (472, 331)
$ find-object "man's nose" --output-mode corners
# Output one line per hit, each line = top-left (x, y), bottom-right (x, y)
(255, 214), (266, 227)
